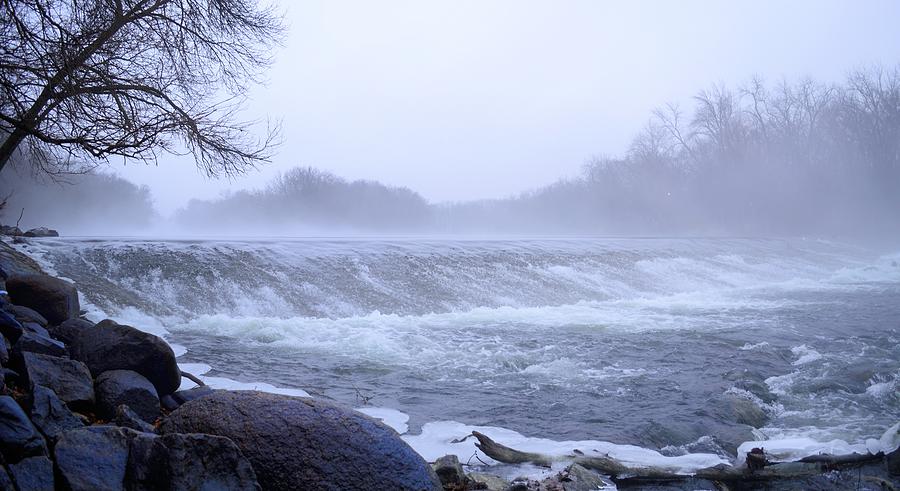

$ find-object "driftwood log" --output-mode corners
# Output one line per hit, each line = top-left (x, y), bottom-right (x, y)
(471, 431), (891, 486)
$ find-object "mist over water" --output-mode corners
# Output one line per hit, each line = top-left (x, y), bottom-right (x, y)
(22, 236), (900, 462)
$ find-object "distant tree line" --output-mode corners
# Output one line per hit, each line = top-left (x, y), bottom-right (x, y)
(175, 167), (431, 233)
(438, 66), (900, 238)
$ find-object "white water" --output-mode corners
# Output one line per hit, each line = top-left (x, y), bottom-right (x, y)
(14, 237), (900, 480)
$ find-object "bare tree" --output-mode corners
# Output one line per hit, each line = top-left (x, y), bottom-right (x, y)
(0, 0), (283, 176)
(652, 102), (697, 163)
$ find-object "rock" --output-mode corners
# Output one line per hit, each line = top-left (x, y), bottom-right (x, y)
(5, 305), (47, 327)
(0, 395), (46, 462)
(1, 368), (16, 386)
(57, 425), (259, 491)
(0, 310), (24, 343)
(114, 405), (156, 434)
(0, 242), (43, 280)
(888, 447), (900, 476)
(0, 467), (13, 490)
(28, 385), (84, 444)
(6, 274), (79, 325)
(467, 472), (508, 491)
(70, 319), (180, 396)
(560, 463), (609, 491)
(160, 390), (441, 491)
(161, 386), (216, 411)
(128, 432), (259, 491)
(13, 331), (67, 358)
(95, 370), (160, 422)
(0, 335), (10, 365)
(22, 228), (58, 238)
(721, 394), (769, 428)
(433, 454), (466, 487)
(0, 225), (22, 236)
(21, 352), (94, 409)
(173, 385), (215, 405)
(54, 426), (133, 491)
(8, 456), (54, 491)
(160, 394), (179, 412)
(47, 317), (94, 346)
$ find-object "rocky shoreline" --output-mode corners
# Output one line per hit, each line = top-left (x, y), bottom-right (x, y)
(0, 237), (897, 490)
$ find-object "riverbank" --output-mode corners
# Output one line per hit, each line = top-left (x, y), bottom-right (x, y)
(1, 236), (900, 486)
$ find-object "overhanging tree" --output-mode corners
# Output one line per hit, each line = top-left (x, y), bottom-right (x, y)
(0, 0), (283, 176)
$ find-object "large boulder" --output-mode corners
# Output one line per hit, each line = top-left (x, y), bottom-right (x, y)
(160, 390), (441, 491)
(54, 426), (132, 491)
(21, 352), (94, 409)
(128, 432), (260, 491)
(70, 319), (181, 396)
(95, 370), (160, 423)
(0, 395), (46, 462)
(8, 455), (54, 491)
(6, 274), (79, 325)
(23, 228), (59, 238)
(47, 317), (94, 346)
(28, 385), (84, 444)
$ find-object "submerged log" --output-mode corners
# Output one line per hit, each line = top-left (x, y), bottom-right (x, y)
(470, 431), (891, 485)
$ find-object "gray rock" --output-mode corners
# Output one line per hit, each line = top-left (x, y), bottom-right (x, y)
(433, 454), (465, 486)
(95, 370), (160, 422)
(13, 331), (67, 358)
(160, 390), (441, 491)
(172, 385), (215, 405)
(21, 352), (94, 409)
(54, 426), (133, 491)
(6, 305), (47, 327)
(888, 447), (900, 476)
(161, 386), (216, 411)
(0, 335), (10, 365)
(114, 405), (156, 434)
(70, 319), (180, 396)
(6, 274), (79, 325)
(0, 311), (23, 344)
(0, 226), (22, 236)
(20, 322), (49, 338)
(160, 394), (179, 412)
(0, 395), (46, 462)
(0, 466), (13, 490)
(22, 228), (58, 238)
(560, 463), (608, 491)
(128, 432), (259, 491)
(28, 385), (84, 444)
(47, 317), (93, 346)
(721, 394), (769, 427)
(468, 472), (508, 491)
(8, 456), (54, 491)
(0, 243), (43, 280)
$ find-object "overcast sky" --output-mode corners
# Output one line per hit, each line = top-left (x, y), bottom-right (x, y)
(114, 0), (900, 215)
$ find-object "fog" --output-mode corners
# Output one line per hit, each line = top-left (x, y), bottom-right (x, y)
(0, 164), (157, 235)
(2, 0), (899, 241)
(4, 67), (899, 242)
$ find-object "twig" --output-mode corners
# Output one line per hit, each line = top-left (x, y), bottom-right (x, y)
(181, 371), (206, 386)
